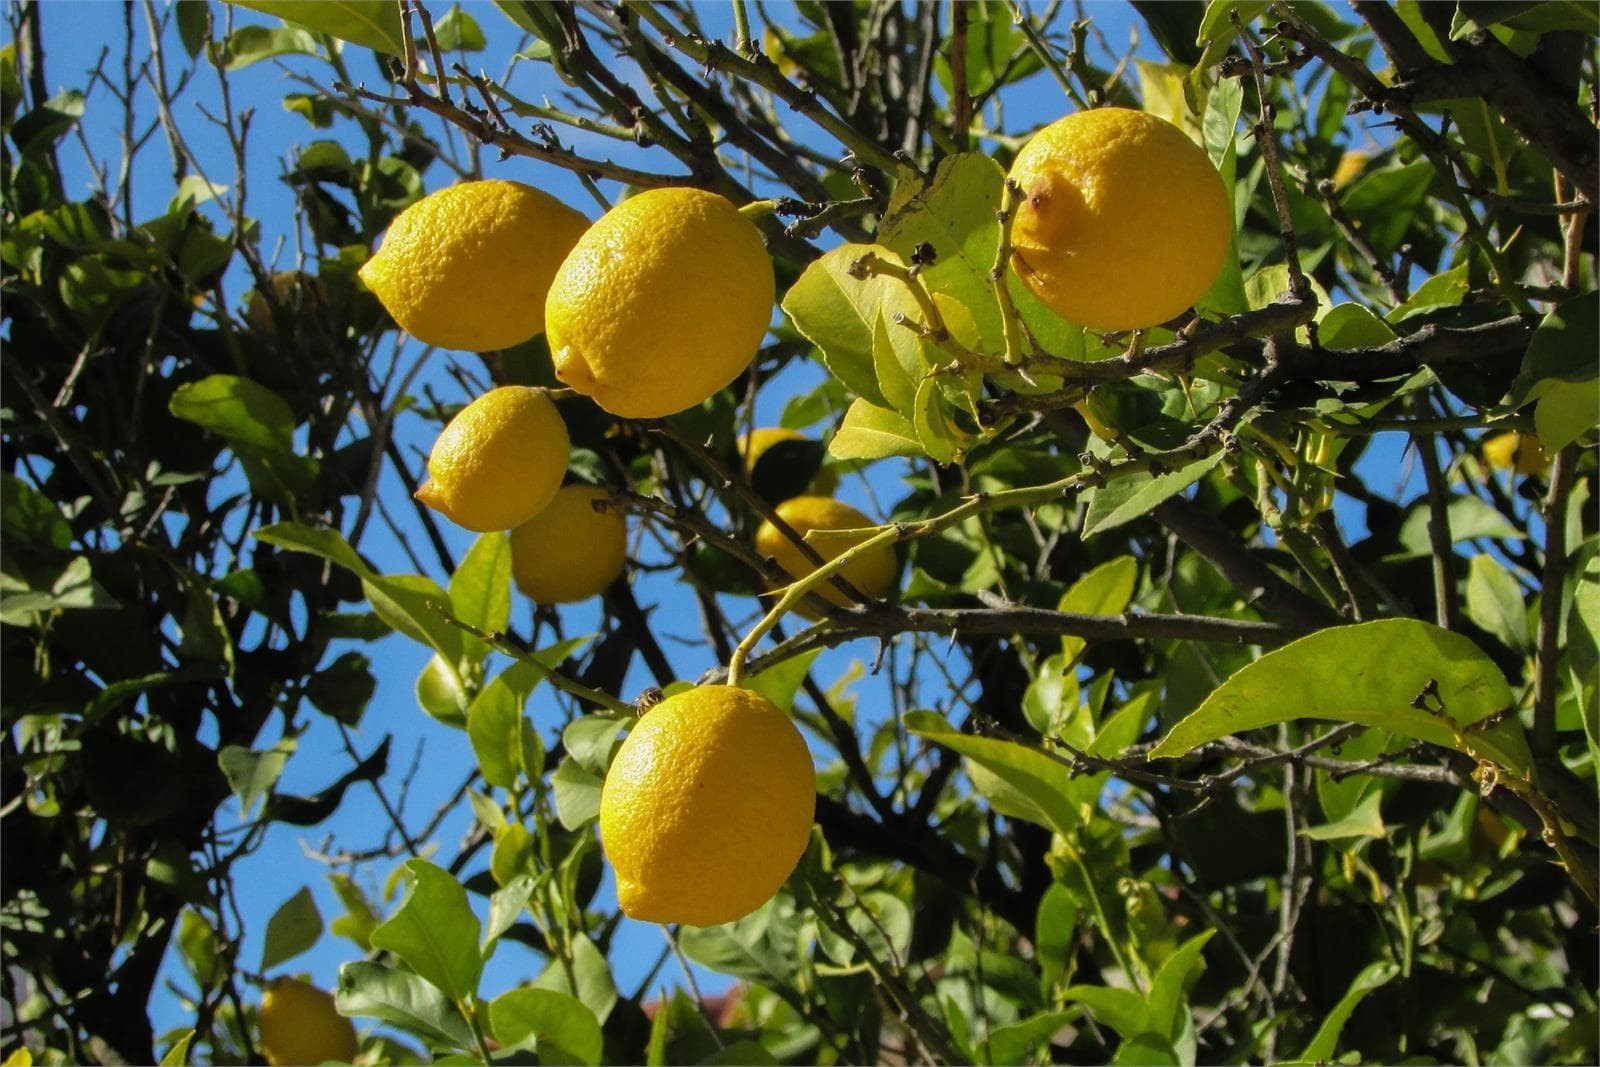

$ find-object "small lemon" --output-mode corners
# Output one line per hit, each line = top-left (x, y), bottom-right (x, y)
(1482, 431), (1549, 475)
(754, 495), (897, 620)
(359, 180), (589, 351)
(510, 485), (628, 603)
(258, 977), (359, 1067)
(1007, 107), (1232, 332)
(416, 386), (569, 532)
(599, 684), (815, 926)
(739, 427), (838, 497)
(546, 188), (775, 418)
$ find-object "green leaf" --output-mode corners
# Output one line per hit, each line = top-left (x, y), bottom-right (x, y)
(328, 873), (380, 952)
(450, 533), (511, 649)
(159, 1030), (195, 1067)
(1319, 303), (1398, 349)
(337, 961), (477, 1050)
(781, 244), (933, 408)
(829, 399), (922, 461)
(370, 859), (483, 1005)
(228, 1), (404, 54)
(1465, 554), (1531, 650)
(906, 710), (1079, 833)
(306, 651), (375, 726)
(1022, 654), (1082, 738)
(1299, 789), (1388, 842)
(218, 741), (293, 819)
(1398, 494), (1526, 552)
(490, 988), (602, 1065)
(490, 822), (534, 887)
(255, 523), (470, 666)
(433, 4), (487, 50)
(484, 874), (536, 951)
(531, 934), (617, 1023)
(1340, 159), (1434, 257)
(1110, 1033), (1179, 1065)
(169, 374), (294, 454)
(1506, 297), (1599, 451)
(678, 904), (796, 983)
(988, 1010), (1078, 1066)
(701, 1040), (778, 1065)
(1149, 619), (1530, 773)
(1387, 262), (1469, 323)
(913, 376), (972, 465)
(1058, 556), (1139, 663)
(552, 759), (603, 830)
(740, 648), (823, 714)
(1147, 930), (1215, 1042)
(1294, 961), (1400, 1064)
(215, 23), (320, 69)
(11, 88), (85, 156)
(259, 886), (323, 972)
(879, 153), (1008, 350)
(467, 676), (521, 788)
(1082, 451), (1225, 538)
(2, 472), (72, 549)
(563, 715), (629, 777)
(417, 653), (470, 728)
(1059, 984), (1149, 1041)
(871, 312), (917, 415)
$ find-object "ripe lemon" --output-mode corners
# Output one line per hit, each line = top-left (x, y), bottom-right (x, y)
(1482, 431), (1549, 475)
(546, 188), (775, 418)
(359, 179), (589, 351)
(258, 977), (359, 1067)
(739, 427), (838, 497)
(1007, 107), (1232, 332)
(754, 495), (897, 620)
(599, 684), (815, 926)
(416, 386), (569, 532)
(510, 485), (628, 603)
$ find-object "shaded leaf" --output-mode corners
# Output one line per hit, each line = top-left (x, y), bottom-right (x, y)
(259, 886), (323, 972)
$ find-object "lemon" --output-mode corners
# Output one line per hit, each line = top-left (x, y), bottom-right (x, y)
(510, 485), (628, 603)
(1007, 107), (1232, 332)
(1482, 431), (1549, 475)
(416, 386), (569, 532)
(599, 684), (815, 926)
(546, 188), (775, 418)
(754, 495), (897, 620)
(258, 977), (359, 1067)
(359, 180), (589, 351)
(739, 427), (838, 497)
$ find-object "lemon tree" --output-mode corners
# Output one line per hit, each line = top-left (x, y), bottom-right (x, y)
(4, 3), (1596, 1067)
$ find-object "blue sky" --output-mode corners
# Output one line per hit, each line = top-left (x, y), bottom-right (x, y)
(22, 0), (1471, 1055)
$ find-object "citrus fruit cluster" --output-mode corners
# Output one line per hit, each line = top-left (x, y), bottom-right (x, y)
(361, 182), (782, 604)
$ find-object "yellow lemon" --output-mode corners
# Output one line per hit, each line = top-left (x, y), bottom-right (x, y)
(359, 179), (589, 351)
(754, 496), (897, 620)
(416, 386), (569, 532)
(599, 684), (815, 926)
(739, 427), (838, 497)
(1482, 431), (1549, 475)
(1007, 107), (1232, 332)
(258, 977), (359, 1067)
(510, 485), (628, 603)
(546, 188), (775, 418)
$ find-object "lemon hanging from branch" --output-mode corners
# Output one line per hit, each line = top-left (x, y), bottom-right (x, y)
(1007, 107), (1233, 332)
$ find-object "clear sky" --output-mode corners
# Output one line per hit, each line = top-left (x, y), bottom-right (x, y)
(25, 0), (1445, 1056)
